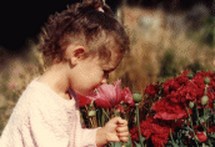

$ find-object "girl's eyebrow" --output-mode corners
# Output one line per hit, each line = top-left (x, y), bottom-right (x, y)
(101, 61), (118, 72)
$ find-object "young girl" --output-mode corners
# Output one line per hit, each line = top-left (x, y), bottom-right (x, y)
(0, 0), (130, 146)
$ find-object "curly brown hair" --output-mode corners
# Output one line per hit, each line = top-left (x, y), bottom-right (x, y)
(39, 0), (130, 66)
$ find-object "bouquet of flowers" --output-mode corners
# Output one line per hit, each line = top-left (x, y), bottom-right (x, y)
(79, 71), (215, 146)
(130, 71), (215, 146)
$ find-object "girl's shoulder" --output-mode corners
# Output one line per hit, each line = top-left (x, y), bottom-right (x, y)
(26, 79), (76, 107)
(16, 78), (52, 107)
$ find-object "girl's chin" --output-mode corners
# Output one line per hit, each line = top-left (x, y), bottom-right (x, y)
(76, 91), (93, 97)
(75, 88), (97, 97)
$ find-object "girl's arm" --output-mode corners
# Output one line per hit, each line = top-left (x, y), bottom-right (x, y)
(27, 87), (128, 146)
(28, 88), (99, 147)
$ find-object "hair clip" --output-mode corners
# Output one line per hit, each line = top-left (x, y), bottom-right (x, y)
(97, 7), (104, 13)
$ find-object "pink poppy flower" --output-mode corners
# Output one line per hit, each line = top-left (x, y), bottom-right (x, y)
(92, 80), (134, 108)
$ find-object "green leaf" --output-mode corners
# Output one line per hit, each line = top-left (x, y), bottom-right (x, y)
(109, 142), (122, 147)
(134, 141), (142, 147)
(123, 136), (133, 147)
(209, 133), (215, 139)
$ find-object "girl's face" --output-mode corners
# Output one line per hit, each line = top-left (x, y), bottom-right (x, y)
(69, 53), (121, 96)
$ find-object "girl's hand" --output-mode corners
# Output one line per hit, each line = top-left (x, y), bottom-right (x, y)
(106, 117), (129, 142)
(96, 117), (129, 146)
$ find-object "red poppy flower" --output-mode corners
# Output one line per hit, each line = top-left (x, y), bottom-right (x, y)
(130, 127), (139, 141)
(208, 126), (215, 133)
(77, 94), (92, 107)
(152, 98), (188, 120)
(196, 131), (207, 142)
(140, 117), (171, 146)
(144, 84), (159, 98)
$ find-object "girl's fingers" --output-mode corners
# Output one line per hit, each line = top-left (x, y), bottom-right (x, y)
(116, 126), (128, 133)
(116, 126), (129, 142)
(112, 117), (129, 142)
(119, 136), (129, 142)
(117, 131), (129, 137)
(117, 118), (128, 126)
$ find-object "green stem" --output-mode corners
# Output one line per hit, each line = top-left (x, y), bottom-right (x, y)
(202, 108), (213, 146)
(169, 129), (179, 147)
(195, 105), (200, 126)
(136, 103), (144, 147)
(114, 108), (120, 117)
(186, 107), (199, 147)
(102, 108), (110, 119)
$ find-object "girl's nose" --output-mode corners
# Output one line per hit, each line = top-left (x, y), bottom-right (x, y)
(101, 78), (107, 84)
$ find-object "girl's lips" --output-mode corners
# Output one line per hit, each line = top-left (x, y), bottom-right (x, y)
(86, 84), (102, 99)
(91, 85), (101, 94)
(87, 88), (98, 97)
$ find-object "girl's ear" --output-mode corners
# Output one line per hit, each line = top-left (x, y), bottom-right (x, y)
(73, 47), (85, 59)
(66, 45), (86, 66)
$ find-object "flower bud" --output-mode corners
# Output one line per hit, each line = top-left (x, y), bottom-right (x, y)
(88, 110), (96, 117)
(201, 95), (209, 106)
(89, 101), (94, 109)
(204, 77), (210, 84)
(189, 101), (195, 108)
(133, 93), (142, 103)
(187, 73), (194, 79)
(199, 118), (205, 124)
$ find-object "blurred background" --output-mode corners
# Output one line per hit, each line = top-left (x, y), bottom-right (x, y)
(0, 0), (214, 134)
